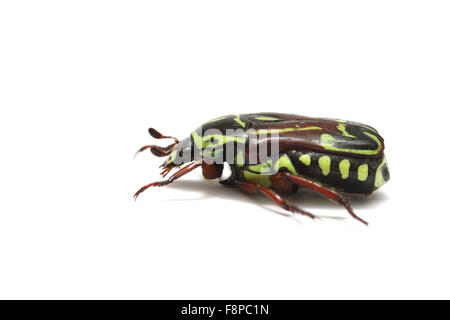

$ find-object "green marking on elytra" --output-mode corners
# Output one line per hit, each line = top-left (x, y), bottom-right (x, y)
(202, 148), (223, 159)
(191, 131), (204, 149)
(375, 157), (388, 188)
(243, 154), (298, 186)
(243, 170), (271, 187)
(339, 159), (350, 179)
(318, 156), (331, 176)
(191, 131), (246, 149)
(338, 119), (377, 133)
(358, 164), (369, 181)
(320, 132), (382, 156)
(363, 132), (382, 153)
(297, 126), (322, 131)
(247, 155), (298, 176)
(233, 114), (246, 128)
(321, 134), (335, 148)
(254, 116), (280, 121)
(362, 124), (378, 133)
(248, 160), (273, 174)
(299, 154), (311, 166)
(337, 124), (356, 138)
(235, 150), (245, 167)
(207, 116), (227, 123)
(277, 155), (298, 175)
(252, 126), (322, 135)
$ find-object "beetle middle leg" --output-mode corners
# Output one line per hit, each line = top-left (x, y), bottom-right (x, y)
(269, 172), (299, 194)
(233, 180), (318, 220)
(277, 172), (368, 225)
(134, 160), (203, 200)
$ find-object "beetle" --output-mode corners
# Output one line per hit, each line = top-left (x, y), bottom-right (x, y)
(134, 113), (390, 225)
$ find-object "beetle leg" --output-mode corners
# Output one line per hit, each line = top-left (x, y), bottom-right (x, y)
(201, 163), (224, 180)
(233, 180), (318, 220)
(134, 160), (203, 200)
(148, 128), (179, 144)
(160, 165), (174, 178)
(279, 172), (368, 225)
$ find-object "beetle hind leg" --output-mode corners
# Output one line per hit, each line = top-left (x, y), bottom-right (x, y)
(233, 180), (318, 220)
(279, 172), (368, 225)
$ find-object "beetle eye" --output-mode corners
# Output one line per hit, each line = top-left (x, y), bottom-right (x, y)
(209, 137), (216, 144)
(178, 150), (183, 157)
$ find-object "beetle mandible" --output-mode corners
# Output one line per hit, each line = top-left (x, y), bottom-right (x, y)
(134, 113), (390, 225)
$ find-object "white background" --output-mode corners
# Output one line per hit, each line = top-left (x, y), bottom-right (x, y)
(1, 1), (449, 299)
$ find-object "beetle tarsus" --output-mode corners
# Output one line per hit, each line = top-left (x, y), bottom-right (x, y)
(134, 160), (203, 200)
(281, 172), (368, 225)
(233, 180), (318, 221)
(338, 197), (368, 226)
(133, 180), (170, 200)
(282, 202), (318, 220)
(255, 184), (318, 221)
(160, 167), (173, 177)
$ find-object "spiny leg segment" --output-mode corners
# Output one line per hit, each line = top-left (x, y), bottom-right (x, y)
(134, 160), (203, 200)
(278, 172), (368, 225)
(233, 180), (318, 220)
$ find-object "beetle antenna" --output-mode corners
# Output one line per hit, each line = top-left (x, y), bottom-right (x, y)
(148, 128), (179, 144)
(134, 143), (176, 159)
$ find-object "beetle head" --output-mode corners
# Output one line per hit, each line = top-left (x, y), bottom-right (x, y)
(160, 137), (194, 172)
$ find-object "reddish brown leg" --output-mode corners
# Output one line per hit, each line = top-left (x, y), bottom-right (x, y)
(270, 173), (298, 194)
(201, 163), (224, 180)
(233, 180), (318, 220)
(134, 160), (202, 200)
(160, 164), (174, 178)
(279, 172), (368, 225)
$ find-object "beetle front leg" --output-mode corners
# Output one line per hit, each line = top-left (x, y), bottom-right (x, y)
(233, 180), (318, 220)
(279, 172), (368, 225)
(134, 160), (203, 200)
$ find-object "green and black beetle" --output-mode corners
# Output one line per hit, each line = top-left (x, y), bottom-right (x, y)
(134, 113), (389, 225)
